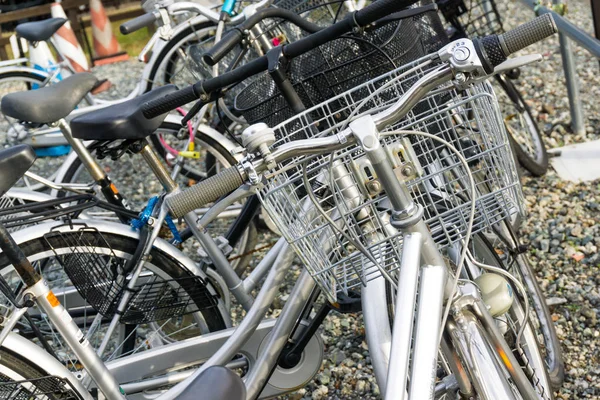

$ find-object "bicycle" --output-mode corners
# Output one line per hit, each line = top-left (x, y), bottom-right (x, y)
(0, 2), (559, 397)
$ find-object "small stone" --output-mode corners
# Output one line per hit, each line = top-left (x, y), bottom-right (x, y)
(311, 385), (328, 400)
(546, 297), (568, 306)
(329, 349), (346, 365)
(356, 380), (367, 394)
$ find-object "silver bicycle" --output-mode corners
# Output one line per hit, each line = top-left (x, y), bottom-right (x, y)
(0, 8), (559, 400)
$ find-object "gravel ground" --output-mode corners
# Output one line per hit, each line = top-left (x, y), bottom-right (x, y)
(10, 0), (600, 397)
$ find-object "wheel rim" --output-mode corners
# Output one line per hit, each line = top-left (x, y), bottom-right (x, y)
(493, 79), (546, 166)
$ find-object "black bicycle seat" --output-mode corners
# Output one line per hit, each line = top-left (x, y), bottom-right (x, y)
(0, 145), (36, 197)
(177, 366), (246, 400)
(70, 85), (178, 141)
(1, 73), (98, 124)
(16, 18), (67, 42)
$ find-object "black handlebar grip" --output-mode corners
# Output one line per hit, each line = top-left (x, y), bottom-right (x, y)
(475, 14), (557, 73)
(120, 12), (159, 35)
(354, 0), (420, 27)
(499, 14), (557, 56)
(142, 86), (198, 119)
(203, 30), (244, 66)
(166, 166), (245, 218)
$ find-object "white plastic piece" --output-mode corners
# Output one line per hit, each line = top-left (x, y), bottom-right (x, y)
(241, 123), (276, 152)
(475, 273), (514, 317)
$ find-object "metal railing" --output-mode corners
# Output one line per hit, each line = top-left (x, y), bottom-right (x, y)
(520, 0), (600, 135)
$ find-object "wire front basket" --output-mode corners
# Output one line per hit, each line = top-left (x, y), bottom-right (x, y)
(0, 374), (83, 400)
(258, 55), (525, 301)
(42, 225), (218, 324)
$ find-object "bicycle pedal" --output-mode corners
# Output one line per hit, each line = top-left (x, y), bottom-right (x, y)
(331, 291), (362, 313)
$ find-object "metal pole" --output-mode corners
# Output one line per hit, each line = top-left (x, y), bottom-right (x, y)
(553, 0), (586, 135)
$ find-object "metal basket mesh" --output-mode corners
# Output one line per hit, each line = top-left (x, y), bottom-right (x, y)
(438, 0), (504, 38)
(0, 374), (82, 400)
(42, 226), (218, 324)
(234, 0), (448, 128)
(258, 56), (525, 301)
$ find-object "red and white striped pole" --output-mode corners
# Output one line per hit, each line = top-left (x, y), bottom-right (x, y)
(89, 0), (129, 65)
(50, 2), (90, 73)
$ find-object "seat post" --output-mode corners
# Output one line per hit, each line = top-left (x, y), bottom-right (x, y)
(137, 140), (178, 193)
(57, 119), (106, 182)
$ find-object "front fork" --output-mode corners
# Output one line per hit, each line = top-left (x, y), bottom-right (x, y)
(349, 116), (449, 399)
(349, 115), (537, 400)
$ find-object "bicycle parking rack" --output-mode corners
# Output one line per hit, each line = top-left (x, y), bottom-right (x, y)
(520, 0), (600, 136)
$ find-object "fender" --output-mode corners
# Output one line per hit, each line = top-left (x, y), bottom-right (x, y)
(1, 333), (93, 399)
(5, 188), (55, 203)
(194, 122), (245, 163)
(0, 219), (230, 324)
(0, 65), (50, 80)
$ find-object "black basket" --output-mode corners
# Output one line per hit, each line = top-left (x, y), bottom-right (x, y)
(233, 0), (448, 129)
(0, 194), (137, 232)
(0, 374), (83, 400)
(437, 0), (504, 39)
(42, 226), (218, 325)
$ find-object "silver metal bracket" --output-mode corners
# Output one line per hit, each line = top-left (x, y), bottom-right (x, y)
(238, 155), (261, 185)
(391, 203), (424, 229)
(349, 115), (380, 155)
(438, 38), (486, 77)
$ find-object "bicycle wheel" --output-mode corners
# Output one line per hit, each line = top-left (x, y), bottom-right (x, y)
(0, 70), (68, 189)
(55, 122), (257, 272)
(480, 230), (565, 390)
(465, 235), (555, 399)
(494, 74), (548, 176)
(0, 347), (85, 399)
(377, 234), (555, 399)
(0, 221), (228, 369)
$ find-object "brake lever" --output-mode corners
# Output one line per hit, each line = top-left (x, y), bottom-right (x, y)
(181, 100), (205, 125)
(493, 54), (543, 75)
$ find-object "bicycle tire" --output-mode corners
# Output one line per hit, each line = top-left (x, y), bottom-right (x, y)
(0, 223), (228, 366)
(494, 74), (548, 176)
(56, 121), (257, 272)
(0, 347), (79, 400)
(380, 234), (555, 399)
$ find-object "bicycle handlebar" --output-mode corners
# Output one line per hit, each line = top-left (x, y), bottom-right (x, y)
(166, 166), (245, 218)
(474, 13), (557, 73)
(141, 0), (421, 119)
(120, 12), (160, 35)
(203, 8), (324, 66)
(162, 15), (557, 219)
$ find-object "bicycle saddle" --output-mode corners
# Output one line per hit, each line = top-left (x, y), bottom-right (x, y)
(16, 18), (67, 42)
(70, 85), (177, 141)
(0, 145), (36, 197)
(1, 72), (98, 124)
(177, 366), (246, 400)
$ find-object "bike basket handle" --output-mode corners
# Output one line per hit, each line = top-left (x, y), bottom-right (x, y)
(474, 14), (557, 73)
(166, 166), (245, 218)
(203, 30), (244, 66)
(120, 12), (159, 35)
